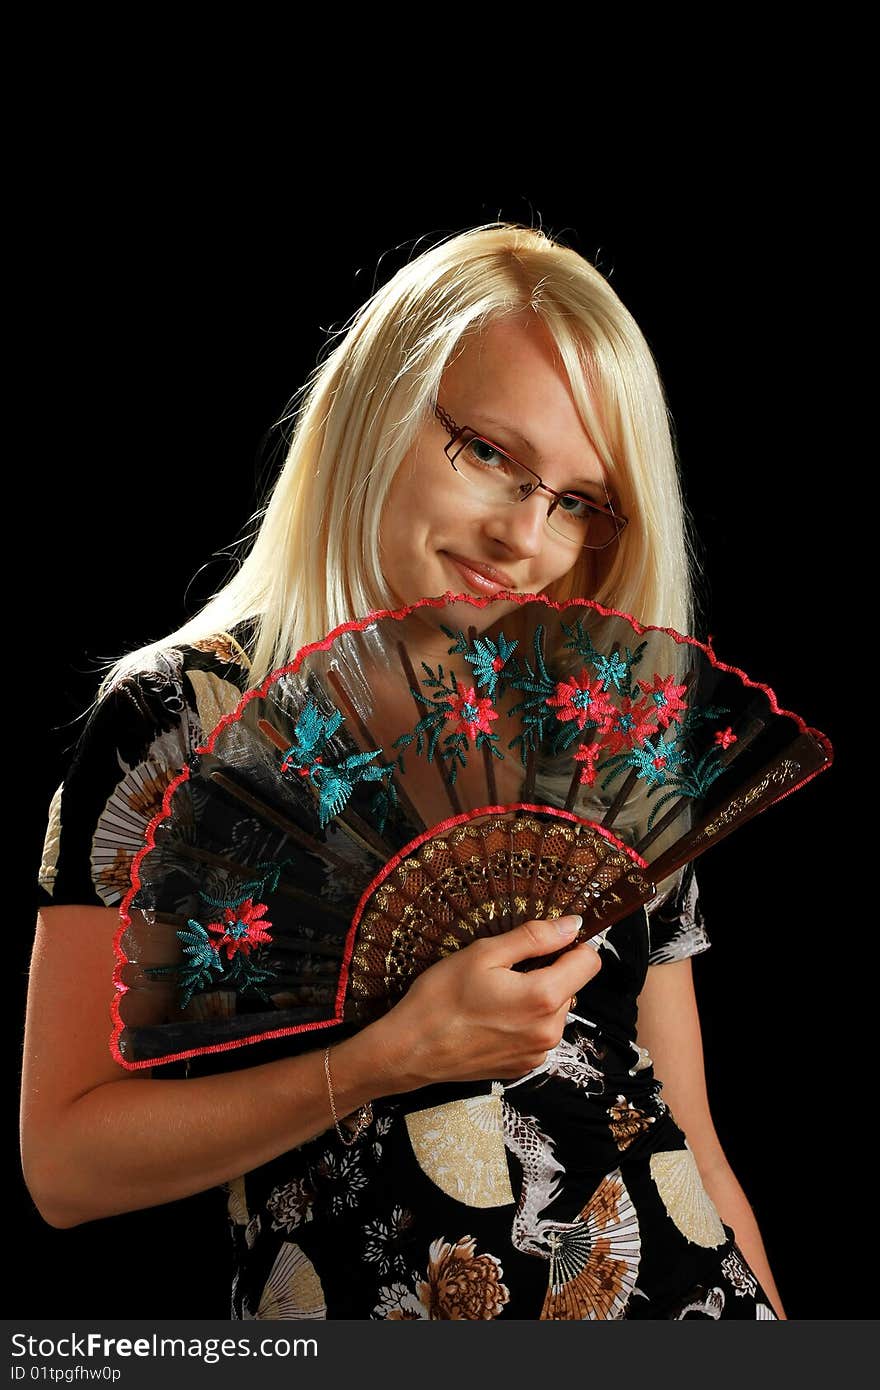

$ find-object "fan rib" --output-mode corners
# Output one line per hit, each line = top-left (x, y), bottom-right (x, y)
(147, 843), (353, 925)
(634, 710), (766, 857)
(480, 821), (512, 936)
(522, 743), (537, 803)
(149, 913), (346, 958)
(321, 672), (428, 837)
(396, 640), (463, 817)
(549, 823), (595, 920)
(468, 625), (499, 808)
(524, 814), (552, 925)
(602, 667), (698, 833)
(646, 729), (828, 882)
(506, 818), (518, 932)
(408, 840), (490, 941)
(208, 770), (363, 880)
(522, 623), (548, 803)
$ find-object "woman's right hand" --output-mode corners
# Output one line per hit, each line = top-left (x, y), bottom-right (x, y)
(366, 915), (602, 1090)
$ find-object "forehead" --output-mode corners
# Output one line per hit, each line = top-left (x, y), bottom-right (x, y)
(444, 315), (565, 394)
(441, 317), (607, 489)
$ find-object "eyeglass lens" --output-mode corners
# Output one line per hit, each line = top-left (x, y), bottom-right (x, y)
(449, 435), (619, 549)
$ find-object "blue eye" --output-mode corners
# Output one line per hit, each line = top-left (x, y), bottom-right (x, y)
(558, 494), (593, 519)
(468, 439), (510, 471)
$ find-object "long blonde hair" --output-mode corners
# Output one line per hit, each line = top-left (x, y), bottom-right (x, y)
(98, 222), (698, 698)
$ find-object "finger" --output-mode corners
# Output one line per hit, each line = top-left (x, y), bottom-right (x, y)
(488, 916), (583, 970)
(534, 941), (603, 998)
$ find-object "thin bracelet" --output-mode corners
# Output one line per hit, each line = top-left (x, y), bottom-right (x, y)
(323, 1047), (373, 1147)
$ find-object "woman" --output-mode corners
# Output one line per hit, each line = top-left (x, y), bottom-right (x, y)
(25, 223), (785, 1319)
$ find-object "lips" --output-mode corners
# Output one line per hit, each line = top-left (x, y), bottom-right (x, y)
(443, 552), (517, 595)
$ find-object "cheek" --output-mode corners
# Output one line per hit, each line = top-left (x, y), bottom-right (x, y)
(545, 551), (592, 599)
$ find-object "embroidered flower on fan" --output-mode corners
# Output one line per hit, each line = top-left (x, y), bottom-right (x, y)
(546, 671), (615, 733)
(621, 737), (690, 788)
(205, 899), (273, 959)
(639, 673), (689, 729)
(445, 679), (499, 742)
(441, 626), (519, 699)
(573, 741), (602, 786)
(714, 726), (737, 749)
(602, 696), (659, 755)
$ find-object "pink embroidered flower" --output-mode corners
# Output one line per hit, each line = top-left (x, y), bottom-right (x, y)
(445, 679), (498, 742)
(206, 899), (273, 959)
(574, 741), (603, 786)
(715, 726), (737, 749)
(547, 671), (615, 733)
(603, 697), (658, 755)
(639, 673), (688, 729)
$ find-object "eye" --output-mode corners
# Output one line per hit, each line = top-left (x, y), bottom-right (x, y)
(557, 493), (596, 519)
(467, 438), (513, 472)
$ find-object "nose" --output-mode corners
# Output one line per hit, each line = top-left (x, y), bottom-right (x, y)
(482, 488), (549, 557)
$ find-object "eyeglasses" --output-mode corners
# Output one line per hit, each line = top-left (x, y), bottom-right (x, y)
(433, 403), (628, 550)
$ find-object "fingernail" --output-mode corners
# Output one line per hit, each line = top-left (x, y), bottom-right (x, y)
(556, 914), (583, 935)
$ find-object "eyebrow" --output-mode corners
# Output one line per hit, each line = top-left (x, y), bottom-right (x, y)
(473, 413), (606, 498)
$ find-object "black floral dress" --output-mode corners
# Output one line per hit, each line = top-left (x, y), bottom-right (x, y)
(37, 629), (779, 1321)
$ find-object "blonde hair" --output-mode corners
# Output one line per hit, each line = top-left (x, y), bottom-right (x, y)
(98, 222), (697, 698)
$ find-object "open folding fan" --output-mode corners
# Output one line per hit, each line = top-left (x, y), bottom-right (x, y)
(112, 591), (832, 1068)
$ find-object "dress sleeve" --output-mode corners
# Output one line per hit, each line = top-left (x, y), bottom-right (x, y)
(37, 650), (202, 910)
(644, 861), (711, 966)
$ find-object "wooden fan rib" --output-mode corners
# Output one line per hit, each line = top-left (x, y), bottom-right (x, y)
(396, 639), (463, 818)
(541, 820), (599, 920)
(322, 672), (428, 837)
(209, 769), (365, 882)
(149, 908), (345, 959)
(522, 812), (553, 925)
(647, 730), (828, 882)
(152, 840), (354, 924)
(387, 841), (488, 943)
(467, 626), (499, 808)
(634, 710), (768, 858)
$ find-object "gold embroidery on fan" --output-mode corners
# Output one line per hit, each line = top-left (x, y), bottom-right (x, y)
(649, 1144), (726, 1248)
(187, 668), (250, 742)
(695, 760), (801, 841)
(225, 1175), (249, 1227)
(405, 1087), (514, 1208)
(253, 1242), (327, 1319)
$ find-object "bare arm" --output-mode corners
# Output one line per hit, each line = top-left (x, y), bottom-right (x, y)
(21, 906), (600, 1229)
(635, 957), (787, 1319)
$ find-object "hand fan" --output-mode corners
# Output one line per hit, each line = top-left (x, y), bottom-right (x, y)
(112, 591), (832, 1069)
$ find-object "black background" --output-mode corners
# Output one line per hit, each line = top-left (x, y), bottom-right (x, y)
(15, 166), (864, 1319)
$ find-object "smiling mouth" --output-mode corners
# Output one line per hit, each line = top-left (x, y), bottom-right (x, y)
(442, 553), (516, 595)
